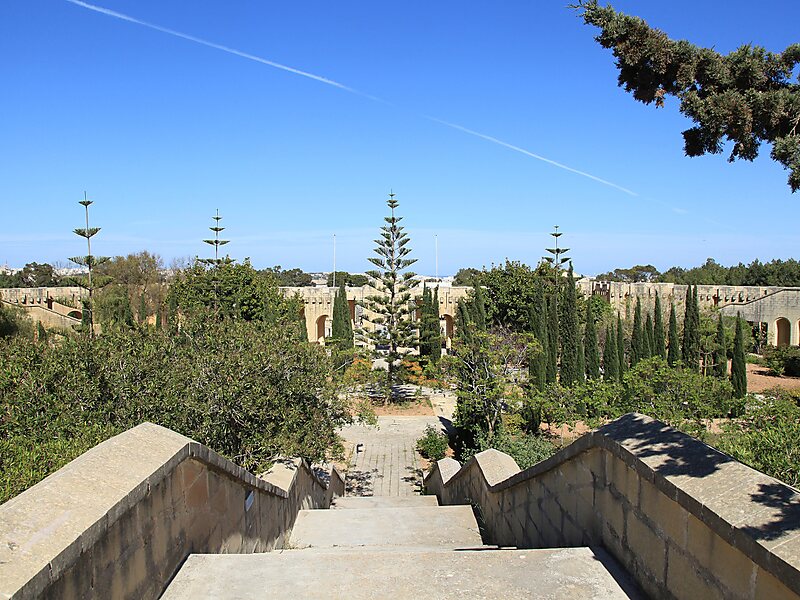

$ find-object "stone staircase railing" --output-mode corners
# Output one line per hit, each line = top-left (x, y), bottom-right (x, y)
(0, 423), (343, 600)
(425, 413), (800, 600)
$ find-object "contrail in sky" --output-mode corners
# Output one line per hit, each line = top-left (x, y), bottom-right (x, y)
(66, 0), (637, 196)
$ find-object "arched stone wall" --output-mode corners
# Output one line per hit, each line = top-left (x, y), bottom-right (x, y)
(776, 317), (791, 347)
(315, 314), (329, 344)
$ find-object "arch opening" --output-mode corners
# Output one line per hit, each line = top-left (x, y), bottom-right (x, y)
(776, 317), (791, 347)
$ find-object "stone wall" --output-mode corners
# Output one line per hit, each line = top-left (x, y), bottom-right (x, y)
(426, 414), (800, 600)
(0, 423), (344, 600)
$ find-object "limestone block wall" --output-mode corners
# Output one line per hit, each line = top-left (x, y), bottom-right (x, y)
(0, 301), (80, 332)
(426, 414), (800, 600)
(0, 423), (344, 600)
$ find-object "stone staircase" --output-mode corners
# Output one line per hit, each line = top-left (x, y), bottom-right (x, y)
(162, 494), (639, 599)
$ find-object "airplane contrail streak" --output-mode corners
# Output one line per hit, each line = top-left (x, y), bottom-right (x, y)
(66, 0), (637, 196)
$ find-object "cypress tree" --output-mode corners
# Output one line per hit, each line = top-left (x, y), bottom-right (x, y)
(714, 312), (727, 378)
(653, 293), (666, 359)
(584, 301), (600, 379)
(616, 313), (626, 379)
(644, 312), (654, 360)
(559, 263), (579, 385)
(546, 292), (559, 384)
(682, 285), (700, 371)
(577, 336), (586, 384)
(667, 303), (680, 367)
(631, 298), (643, 366)
(472, 283), (487, 331)
(139, 293), (147, 324)
(332, 280), (354, 350)
(431, 287), (441, 363)
(528, 291), (548, 391)
(603, 323), (619, 381)
(456, 299), (473, 345)
(731, 313), (747, 398)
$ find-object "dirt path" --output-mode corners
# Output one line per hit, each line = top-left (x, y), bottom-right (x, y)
(746, 361), (800, 393)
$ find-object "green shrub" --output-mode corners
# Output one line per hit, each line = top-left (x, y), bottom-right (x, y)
(763, 345), (800, 376)
(460, 432), (558, 470)
(416, 425), (449, 461)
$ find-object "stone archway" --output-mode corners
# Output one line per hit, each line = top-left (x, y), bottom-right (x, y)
(442, 314), (454, 349)
(316, 314), (330, 344)
(776, 317), (791, 347)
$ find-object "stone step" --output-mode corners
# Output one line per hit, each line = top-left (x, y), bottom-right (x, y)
(331, 495), (439, 509)
(162, 547), (642, 599)
(289, 505), (482, 549)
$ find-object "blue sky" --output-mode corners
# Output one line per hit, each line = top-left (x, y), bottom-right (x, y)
(2, 1), (799, 276)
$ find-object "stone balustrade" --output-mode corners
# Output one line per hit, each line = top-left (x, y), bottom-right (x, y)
(425, 413), (800, 600)
(0, 423), (343, 599)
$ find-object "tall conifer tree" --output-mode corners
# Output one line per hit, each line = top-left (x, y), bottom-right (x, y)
(682, 285), (701, 371)
(559, 263), (579, 385)
(644, 312), (654, 360)
(577, 336), (586, 384)
(667, 303), (680, 367)
(731, 313), (747, 398)
(653, 294), (666, 359)
(546, 292), (559, 384)
(616, 313), (626, 379)
(332, 280), (354, 349)
(584, 301), (600, 379)
(714, 312), (727, 378)
(631, 298), (643, 366)
(528, 291), (548, 391)
(472, 283), (487, 330)
(361, 192), (417, 395)
(604, 323), (619, 381)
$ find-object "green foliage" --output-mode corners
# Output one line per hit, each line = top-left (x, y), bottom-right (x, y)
(603, 322), (618, 382)
(94, 285), (135, 329)
(653, 294), (666, 359)
(262, 266), (314, 287)
(0, 304), (34, 340)
(576, 2), (800, 191)
(452, 267), (482, 287)
(584, 302), (600, 379)
(527, 291), (548, 392)
(631, 298), (643, 367)
(547, 293), (559, 383)
(682, 285), (701, 371)
(714, 313), (728, 378)
(595, 264), (659, 283)
(616, 313), (626, 378)
(462, 432), (557, 470)
(763, 344), (800, 376)
(667, 303), (680, 367)
(716, 392), (800, 486)
(326, 271), (369, 287)
(559, 264), (579, 385)
(331, 281), (354, 350)
(479, 260), (540, 330)
(419, 286), (442, 364)
(360, 193), (418, 394)
(644, 312), (654, 361)
(168, 259), (302, 332)
(0, 262), (60, 287)
(416, 425), (449, 461)
(732, 315), (748, 397)
(0, 318), (349, 503)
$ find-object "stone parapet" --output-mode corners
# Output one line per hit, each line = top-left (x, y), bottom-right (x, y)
(425, 413), (800, 600)
(0, 423), (343, 600)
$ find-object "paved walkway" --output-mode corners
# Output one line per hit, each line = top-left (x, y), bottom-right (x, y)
(339, 416), (443, 496)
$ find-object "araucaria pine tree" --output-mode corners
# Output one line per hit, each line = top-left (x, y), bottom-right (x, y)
(714, 312), (727, 378)
(653, 294), (666, 359)
(361, 192), (418, 396)
(682, 285), (701, 371)
(331, 280), (354, 350)
(69, 192), (109, 333)
(616, 313), (626, 379)
(584, 301), (600, 379)
(731, 313), (747, 398)
(667, 303), (680, 367)
(559, 263), (580, 385)
(631, 298), (643, 367)
(603, 323), (619, 381)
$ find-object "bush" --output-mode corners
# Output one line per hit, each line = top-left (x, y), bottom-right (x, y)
(460, 432), (558, 470)
(0, 316), (350, 503)
(715, 391), (800, 487)
(763, 345), (800, 376)
(416, 425), (449, 461)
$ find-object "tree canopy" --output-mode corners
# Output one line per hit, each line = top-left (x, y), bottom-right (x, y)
(576, 1), (800, 191)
